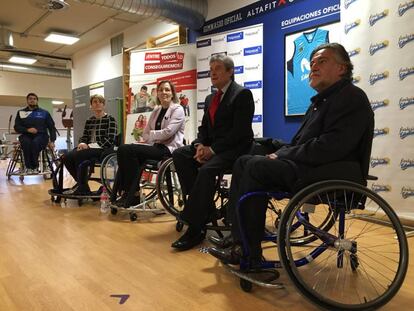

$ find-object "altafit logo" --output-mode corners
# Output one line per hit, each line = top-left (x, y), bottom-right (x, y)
(373, 127), (390, 138)
(370, 99), (389, 111)
(344, 19), (361, 34)
(401, 187), (414, 199)
(399, 126), (414, 139)
(197, 56), (209, 62)
(245, 64), (260, 71)
(348, 48), (361, 57)
(398, 33), (414, 48)
(371, 183), (392, 193)
(369, 40), (389, 55)
(400, 158), (414, 170)
(369, 9), (389, 26)
(212, 37), (225, 43)
(400, 97), (414, 109)
(228, 50), (242, 57)
(398, 1), (414, 16)
(399, 67), (414, 80)
(344, 0), (358, 9)
(245, 29), (260, 36)
(369, 71), (389, 85)
(370, 157), (390, 168)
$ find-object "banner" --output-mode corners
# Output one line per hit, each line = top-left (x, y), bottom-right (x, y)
(196, 24), (263, 137)
(128, 44), (197, 144)
(340, 0), (414, 218)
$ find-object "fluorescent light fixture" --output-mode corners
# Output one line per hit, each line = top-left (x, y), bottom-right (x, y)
(1, 64), (29, 70)
(9, 56), (37, 65)
(52, 100), (64, 105)
(45, 32), (79, 45)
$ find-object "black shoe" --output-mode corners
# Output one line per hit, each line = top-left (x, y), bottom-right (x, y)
(125, 196), (141, 209)
(208, 245), (242, 265)
(113, 193), (128, 207)
(208, 235), (234, 249)
(71, 185), (92, 196)
(171, 227), (206, 251)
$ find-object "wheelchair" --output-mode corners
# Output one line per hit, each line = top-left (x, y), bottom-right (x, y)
(223, 173), (409, 311)
(6, 142), (58, 181)
(100, 153), (179, 221)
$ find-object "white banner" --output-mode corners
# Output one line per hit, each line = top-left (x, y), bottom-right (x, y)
(196, 24), (263, 137)
(128, 44), (197, 144)
(341, 0), (414, 218)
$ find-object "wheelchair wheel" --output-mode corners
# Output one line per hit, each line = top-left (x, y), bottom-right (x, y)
(156, 158), (184, 217)
(277, 180), (408, 311)
(100, 153), (117, 195)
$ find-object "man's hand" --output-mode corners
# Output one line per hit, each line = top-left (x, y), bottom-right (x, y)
(77, 143), (88, 150)
(27, 127), (38, 134)
(48, 142), (55, 150)
(194, 144), (205, 163)
(266, 153), (278, 160)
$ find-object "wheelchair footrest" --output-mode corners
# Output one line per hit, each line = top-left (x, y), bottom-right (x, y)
(225, 263), (284, 289)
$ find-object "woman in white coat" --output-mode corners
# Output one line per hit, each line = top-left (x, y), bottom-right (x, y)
(111, 80), (185, 208)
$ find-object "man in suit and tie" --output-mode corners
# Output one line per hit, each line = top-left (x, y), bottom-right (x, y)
(171, 54), (255, 251)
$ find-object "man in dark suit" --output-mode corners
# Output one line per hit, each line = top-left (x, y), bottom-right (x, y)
(171, 54), (255, 251)
(209, 43), (374, 266)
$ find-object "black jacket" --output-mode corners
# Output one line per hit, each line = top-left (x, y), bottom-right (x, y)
(194, 81), (255, 160)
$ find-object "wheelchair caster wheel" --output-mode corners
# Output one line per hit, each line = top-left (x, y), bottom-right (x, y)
(111, 207), (118, 215)
(240, 278), (253, 292)
(176, 221), (184, 232)
(19, 175), (24, 181)
(130, 213), (138, 221)
(78, 199), (83, 206)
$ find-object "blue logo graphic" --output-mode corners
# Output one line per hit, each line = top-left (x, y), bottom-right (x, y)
(400, 97), (414, 109)
(348, 48), (361, 57)
(252, 115), (262, 122)
(352, 76), (361, 84)
(344, 19), (361, 34)
(197, 39), (211, 48)
(369, 9), (389, 26)
(197, 70), (210, 79)
(400, 127), (414, 139)
(369, 71), (389, 85)
(398, 1), (414, 16)
(369, 40), (389, 55)
(227, 32), (244, 42)
(371, 183), (392, 193)
(400, 158), (414, 170)
(234, 66), (244, 74)
(398, 33), (414, 48)
(399, 67), (414, 80)
(370, 99), (389, 111)
(244, 46), (262, 56)
(110, 294), (130, 304)
(344, 0), (359, 9)
(370, 157), (390, 168)
(373, 127), (390, 138)
(244, 81), (262, 89)
(401, 187), (414, 199)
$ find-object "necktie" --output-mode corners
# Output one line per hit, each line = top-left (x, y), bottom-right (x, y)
(209, 89), (223, 126)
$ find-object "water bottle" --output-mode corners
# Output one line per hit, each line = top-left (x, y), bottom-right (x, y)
(100, 187), (109, 213)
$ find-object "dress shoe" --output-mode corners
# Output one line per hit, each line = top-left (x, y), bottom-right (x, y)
(171, 228), (206, 251)
(112, 193), (128, 207)
(208, 234), (234, 249)
(208, 245), (242, 265)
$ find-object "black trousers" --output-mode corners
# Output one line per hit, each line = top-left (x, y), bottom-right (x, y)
(172, 145), (235, 230)
(113, 143), (171, 201)
(19, 134), (49, 169)
(228, 155), (297, 260)
(63, 148), (104, 184)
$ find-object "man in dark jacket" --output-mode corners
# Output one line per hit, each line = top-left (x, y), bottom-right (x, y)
(209, 43), (374, 266)
(171, 54), (255, 251)
(14, 93), (56, 173)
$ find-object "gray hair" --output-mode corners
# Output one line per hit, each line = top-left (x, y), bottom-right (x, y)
(310, 43), (354, 80)
(209, 54), (234, 71)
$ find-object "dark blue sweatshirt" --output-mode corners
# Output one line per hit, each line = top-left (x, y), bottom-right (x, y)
(14, 107), (57, 141)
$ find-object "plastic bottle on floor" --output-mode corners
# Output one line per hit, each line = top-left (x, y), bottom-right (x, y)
(100, 187), (109, 213)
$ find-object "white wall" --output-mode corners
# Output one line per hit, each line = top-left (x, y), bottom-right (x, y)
(71, 19), (177, 89)
(0, 71), (72, 99)
(207, 0), (259, 20)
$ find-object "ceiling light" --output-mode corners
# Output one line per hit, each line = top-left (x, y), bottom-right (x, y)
(9, 56), (37, 65)
(1, 64), (29, 70)
(52, 100), (64, 105)
(45, 32), (79, 45)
